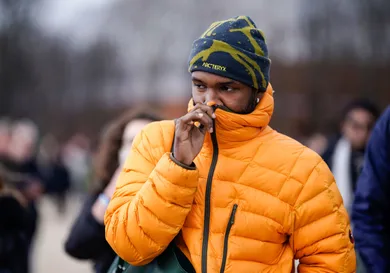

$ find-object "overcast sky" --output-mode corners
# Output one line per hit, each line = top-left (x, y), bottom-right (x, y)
(34, 0), (118, 48)
(33, 0), (306, 61)
(30, 0), (307, 101)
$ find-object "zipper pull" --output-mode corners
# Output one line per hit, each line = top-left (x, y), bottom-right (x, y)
(229, 204), (238, 224)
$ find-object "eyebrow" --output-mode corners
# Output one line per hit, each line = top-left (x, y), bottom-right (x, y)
(191, 77), (204, 83)
(218, 80), (235, 85)
(191, 77), (236, 85)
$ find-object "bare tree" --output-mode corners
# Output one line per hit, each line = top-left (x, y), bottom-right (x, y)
(0, 0), (38, 115)
(300, 0), (390, 129)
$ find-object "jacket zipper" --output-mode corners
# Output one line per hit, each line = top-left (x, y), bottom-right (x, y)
(220, 204), (238, 273)
(201, 119), (219, 273)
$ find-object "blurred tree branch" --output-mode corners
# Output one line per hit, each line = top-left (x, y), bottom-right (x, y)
(0, 0), (123, 126)
(300, 0), (390, 131)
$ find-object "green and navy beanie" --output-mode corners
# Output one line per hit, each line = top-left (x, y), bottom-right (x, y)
(188, 16), (271, 92)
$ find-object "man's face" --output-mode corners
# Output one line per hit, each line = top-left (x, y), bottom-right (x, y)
(8, 124), (38, 162)
(191, 71), (262, 114)
(9, 135), (36, 162)
(342, 108), (376, 150)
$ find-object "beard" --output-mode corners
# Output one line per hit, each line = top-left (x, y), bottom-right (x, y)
(236, 91), (258, 114)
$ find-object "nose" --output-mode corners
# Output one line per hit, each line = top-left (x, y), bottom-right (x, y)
(204, 89), (222, 106)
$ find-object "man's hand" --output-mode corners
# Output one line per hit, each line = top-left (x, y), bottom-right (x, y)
(173, 104), (215, 166)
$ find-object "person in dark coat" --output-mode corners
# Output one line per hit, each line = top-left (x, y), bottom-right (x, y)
(0, 119), (43, 273)
(0, 171), (29, 273)
(37, 134), (70, 214)
(64, 108), (161, 273)
(322, 99), (380, 213)
(352, 106), (390, 273)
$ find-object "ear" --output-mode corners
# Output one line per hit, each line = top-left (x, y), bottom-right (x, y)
(256, 91), (264, 103)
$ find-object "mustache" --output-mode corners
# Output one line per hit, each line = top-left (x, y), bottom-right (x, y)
(191, 96), (256, 115)
(192, 99), (227, 112)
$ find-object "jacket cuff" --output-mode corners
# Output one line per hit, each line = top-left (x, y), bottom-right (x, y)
(169, 153), (196, 170)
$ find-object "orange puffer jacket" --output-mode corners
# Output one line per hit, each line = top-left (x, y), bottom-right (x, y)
(105, 85), (356, 273)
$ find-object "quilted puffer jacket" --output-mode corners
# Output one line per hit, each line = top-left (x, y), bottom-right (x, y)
(105, 85), (356, 273)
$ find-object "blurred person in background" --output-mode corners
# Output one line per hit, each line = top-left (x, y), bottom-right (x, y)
(64, 109), (161, 273)
(305, 132), (328, 155)
(352, 106), (390, 273)
(62, 133), (92, 192)
(0, 119), (43, 259)
(0, 118), (11, 161)
(0, 170), (29, 273)
(37, 134), (70, 215)
(322, 99), (380, 214)
(0, 119), (44, 273)
(105, 16), (355, 273)
(322, 100), (380, 273)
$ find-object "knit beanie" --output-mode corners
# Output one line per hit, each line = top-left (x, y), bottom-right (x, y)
(188, 16), (271, 92)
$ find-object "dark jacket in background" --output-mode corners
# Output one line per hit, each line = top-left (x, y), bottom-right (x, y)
(0, 157), (42, 253)
(0, 195), (29, 273)
(64, 193), (116, 273)
(40, 162), (70, 195)
(352, 106), (390, 273)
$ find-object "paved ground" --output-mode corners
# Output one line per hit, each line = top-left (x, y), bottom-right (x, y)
(31, 194), (93, 273)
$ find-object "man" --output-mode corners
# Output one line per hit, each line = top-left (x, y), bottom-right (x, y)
(105, 16), (356, 272)
(0, 170), (29, 273)
(322, 100), (380, 213)
(0, 119), (43, 273)
(352, 106), (390, 273)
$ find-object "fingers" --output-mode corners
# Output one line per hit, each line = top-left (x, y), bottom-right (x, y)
(175, 103), (216, 134)
(178, 109), (214, 133)
(191, 104), (216, 119)
(186, 110), (214, 132)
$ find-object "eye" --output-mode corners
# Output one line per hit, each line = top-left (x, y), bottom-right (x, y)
(193, 83), (206, 90)
(220, 85), (234, 92)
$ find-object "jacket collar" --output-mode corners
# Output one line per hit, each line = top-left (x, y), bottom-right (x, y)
(187, 84), (274, 147)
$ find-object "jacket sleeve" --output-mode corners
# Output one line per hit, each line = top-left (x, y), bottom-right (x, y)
(104, 123), (199, 266)
(291, 149), (356, 273)
(352, 107), (390, 273)
(64, 194), (109, 260)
